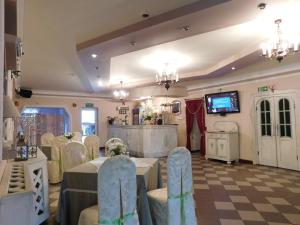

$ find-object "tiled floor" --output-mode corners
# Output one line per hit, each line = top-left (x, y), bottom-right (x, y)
(46, 153), (300, 225)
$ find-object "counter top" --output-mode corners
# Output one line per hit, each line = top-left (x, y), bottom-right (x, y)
(108, 124), (178, 128)
(207, 131), (238, 134)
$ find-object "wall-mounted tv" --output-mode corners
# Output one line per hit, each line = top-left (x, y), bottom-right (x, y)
(205, 91), (240, 115)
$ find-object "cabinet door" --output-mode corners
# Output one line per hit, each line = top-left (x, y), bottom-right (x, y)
(207, 138), (217, 155)
(217, 139), (228, 158)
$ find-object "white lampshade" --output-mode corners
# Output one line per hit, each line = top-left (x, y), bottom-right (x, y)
(3, 96), (20, 118)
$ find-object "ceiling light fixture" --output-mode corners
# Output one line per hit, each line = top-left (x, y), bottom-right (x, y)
(113, 81), (129, 104)
(231, 66), (236, 70)
(91, 54), (98, 58)
(261, 19), (299, 62)
(156, 63), (179, 90)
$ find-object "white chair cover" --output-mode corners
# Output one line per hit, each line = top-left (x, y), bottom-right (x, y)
(147, 147), (197, 225)
(84, 135), (100, 160)
(41, 132), (55, 146)
(48, 136), (68, 183)
(62, 142), (87, 171)
(78, 156), (139, 225)
(104, 138), (124, 156)
(73, 132), (82, 142)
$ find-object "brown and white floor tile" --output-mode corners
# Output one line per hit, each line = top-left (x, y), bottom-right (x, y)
(46, 152), (300, 225)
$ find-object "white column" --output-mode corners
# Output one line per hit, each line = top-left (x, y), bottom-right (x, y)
(0, 0), (4, 160)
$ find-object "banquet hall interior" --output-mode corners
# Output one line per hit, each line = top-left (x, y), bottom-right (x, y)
(1, 0), (300, 225)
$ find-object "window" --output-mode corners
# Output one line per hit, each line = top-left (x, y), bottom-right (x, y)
(260, 100), (272, 136)
(278, 98), (292, 137)
(81, 108), (97, 138)
(21, 107), (70, 145)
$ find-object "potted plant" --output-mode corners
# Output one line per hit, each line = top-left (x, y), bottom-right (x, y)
(143, 113), (152, 125)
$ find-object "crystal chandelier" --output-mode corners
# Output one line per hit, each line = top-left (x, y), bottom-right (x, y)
(113, 81), (129, 104)
(156, 63), (179, 90)
(261, 19), (299, 62)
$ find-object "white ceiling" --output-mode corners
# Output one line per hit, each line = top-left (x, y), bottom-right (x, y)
(21, 0), (198, 92)
(109, 22), (268, 87)
(21, 0), (300, 95)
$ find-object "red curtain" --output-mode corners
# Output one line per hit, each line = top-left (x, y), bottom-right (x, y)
(185, 98), (206, 155)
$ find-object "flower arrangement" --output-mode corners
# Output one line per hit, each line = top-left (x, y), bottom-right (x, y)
(107, 143), (127, 157)
(143, 111), (153, 121)
(64, 132), (74, 140)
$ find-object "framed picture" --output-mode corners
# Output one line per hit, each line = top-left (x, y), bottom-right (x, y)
(172, 100), (181, 115)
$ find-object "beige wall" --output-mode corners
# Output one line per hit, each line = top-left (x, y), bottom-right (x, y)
(18, 95), (133, 146)
(185, 73), (300, 161)
(17, 72), (300, 160)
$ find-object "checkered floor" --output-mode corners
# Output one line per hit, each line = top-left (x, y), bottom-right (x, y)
(46, 152), (300, 225)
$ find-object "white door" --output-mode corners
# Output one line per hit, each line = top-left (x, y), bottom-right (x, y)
(256, 98), (277, 167)
(274, 96), (298, 170)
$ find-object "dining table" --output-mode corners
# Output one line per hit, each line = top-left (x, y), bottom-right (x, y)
(56, 157), (162, 225)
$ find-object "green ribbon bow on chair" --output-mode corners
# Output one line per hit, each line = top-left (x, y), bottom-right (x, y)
(99, 211), (136, 225)
(168, 170), (193, 224)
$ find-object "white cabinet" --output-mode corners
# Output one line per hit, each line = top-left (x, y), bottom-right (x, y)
(205, 122), (239, 164)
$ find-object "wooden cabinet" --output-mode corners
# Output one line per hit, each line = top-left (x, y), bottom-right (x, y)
(205, 122), (239, 164)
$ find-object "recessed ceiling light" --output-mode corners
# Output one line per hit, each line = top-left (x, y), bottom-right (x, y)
(91, 54), (98, 58)
(231, 66), (236, 70)
(181, 26), (190, 31)
(142, 13), (150, 18)
(257, 3), (266, 10)
(97, 80), (103, 86)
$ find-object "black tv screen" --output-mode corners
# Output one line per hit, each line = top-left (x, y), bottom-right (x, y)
(205, 91), (240, 114)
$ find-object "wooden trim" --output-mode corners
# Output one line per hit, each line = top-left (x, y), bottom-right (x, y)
(239, 159), (253, 164)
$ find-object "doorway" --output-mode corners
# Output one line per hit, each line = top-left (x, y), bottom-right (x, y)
(21, 107), (70, 145)
(255, 92), (298, 170)
(185, 98), (206, 155)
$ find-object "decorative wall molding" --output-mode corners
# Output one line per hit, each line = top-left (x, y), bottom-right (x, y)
(187, 67), (300, 93)
(31, 89), (112, 100)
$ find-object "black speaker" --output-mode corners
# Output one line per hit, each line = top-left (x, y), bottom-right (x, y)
(18, 88), (32, 98)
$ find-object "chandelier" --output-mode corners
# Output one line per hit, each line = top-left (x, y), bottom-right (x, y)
(156, 63), (179, 90)
(113, 81), (129, 104)
(261, 19), (299, 62)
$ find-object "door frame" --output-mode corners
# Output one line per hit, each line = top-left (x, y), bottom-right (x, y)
(252, 89), (300, 170)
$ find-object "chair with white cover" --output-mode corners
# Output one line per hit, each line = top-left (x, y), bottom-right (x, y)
(48, 136), (68, 183)
(78, 155), (139, 225)
(41, 132), (55, 146)
(73, 132), (82, 142)
(147, 147), (197, 225)
(104, 138), (123, 156)
(84, 135), (100, 160)
(61, 142), (87, 171)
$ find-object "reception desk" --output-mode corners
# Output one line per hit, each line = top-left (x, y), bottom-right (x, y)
(107, 125), (178, 157)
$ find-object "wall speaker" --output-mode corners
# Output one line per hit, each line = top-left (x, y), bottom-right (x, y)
(18, 88), (32, 98)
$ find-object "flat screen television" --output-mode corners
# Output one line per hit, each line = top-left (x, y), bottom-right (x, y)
(205, 91), (240, 114)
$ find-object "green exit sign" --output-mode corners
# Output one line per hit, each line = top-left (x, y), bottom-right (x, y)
(258, 86), (269, 92)
(85, 103), (94, 108)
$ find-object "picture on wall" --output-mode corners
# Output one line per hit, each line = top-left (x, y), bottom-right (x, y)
(172, 100), (181, 115)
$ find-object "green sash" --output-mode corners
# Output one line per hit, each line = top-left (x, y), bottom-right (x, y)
(99, 211), (136, 225)
(168, 190), (193, 224)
